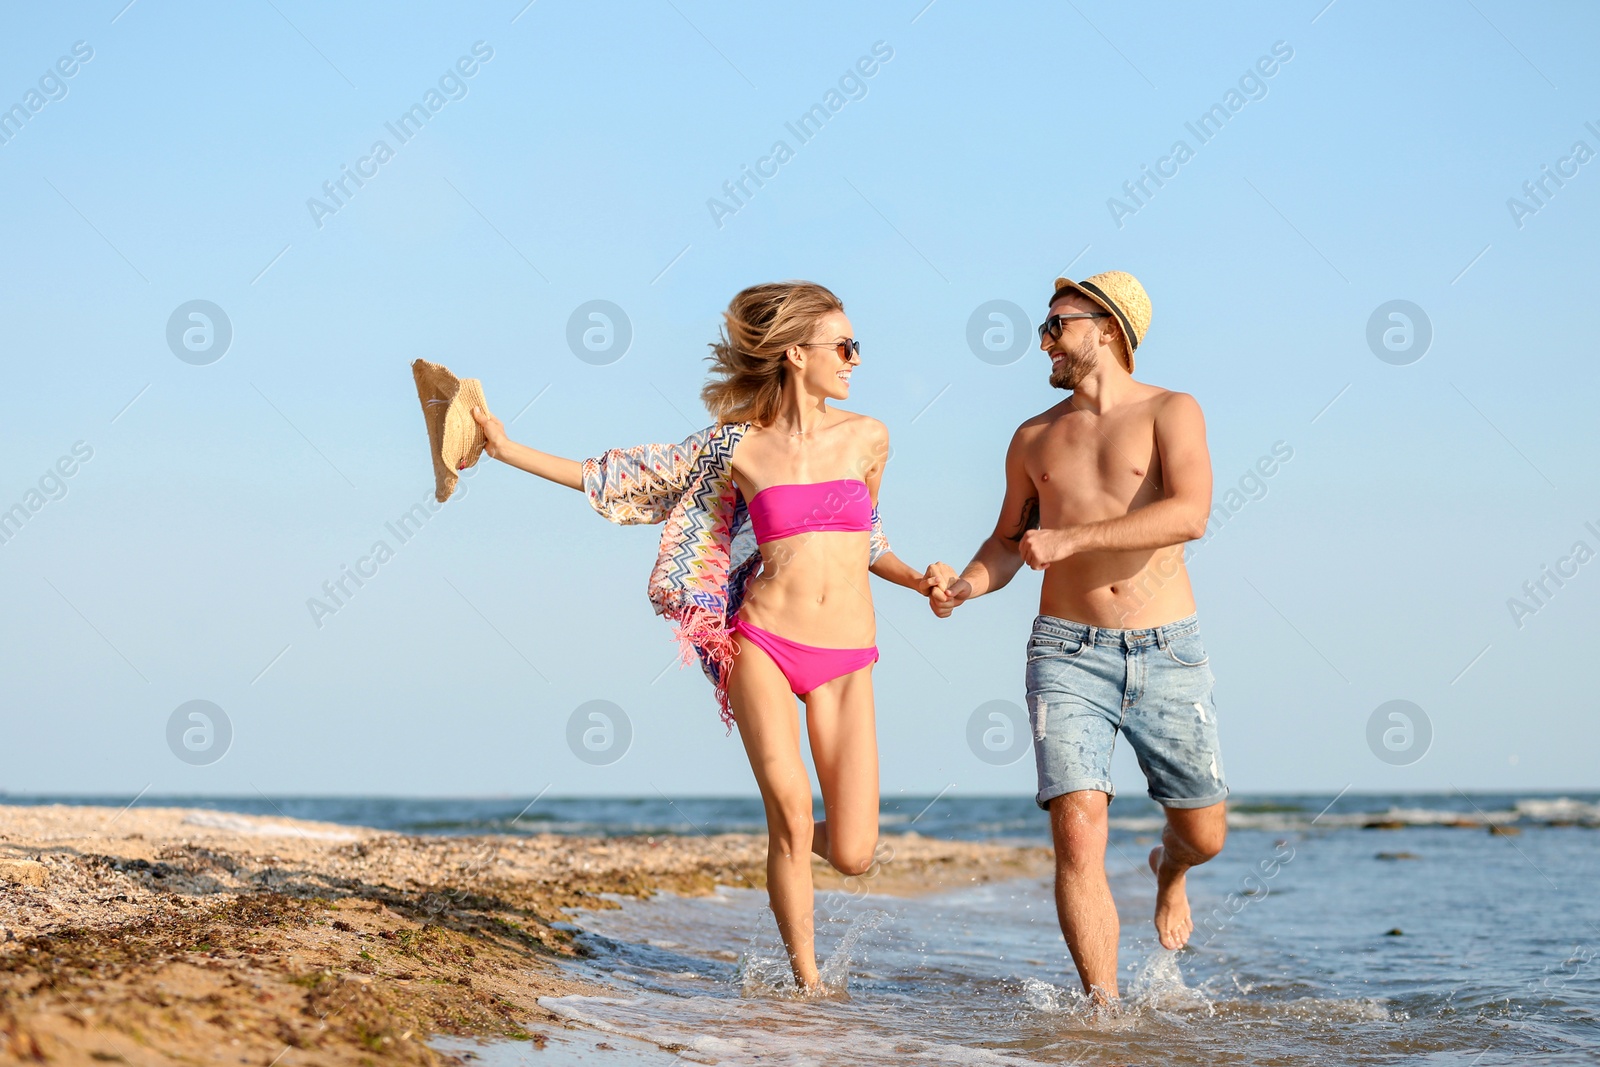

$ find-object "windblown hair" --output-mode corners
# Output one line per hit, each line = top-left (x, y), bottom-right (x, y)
(701, 281), (844, 426)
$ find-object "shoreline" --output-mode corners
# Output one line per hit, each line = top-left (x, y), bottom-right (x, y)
(0, 804), (1051, 1065)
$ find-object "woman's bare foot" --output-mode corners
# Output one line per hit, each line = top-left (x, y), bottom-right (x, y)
(791, 960), (822, 993)
(1148, 846), (1194, 950)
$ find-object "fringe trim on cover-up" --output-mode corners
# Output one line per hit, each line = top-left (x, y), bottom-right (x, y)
(667, 605), (741, 732)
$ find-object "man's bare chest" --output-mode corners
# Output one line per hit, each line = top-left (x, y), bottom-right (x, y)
(1026, 415), (1163, 510)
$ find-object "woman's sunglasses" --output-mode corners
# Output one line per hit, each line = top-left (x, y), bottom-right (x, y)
(798, 339), (862, 362)
(1037, 312), (1109, 342)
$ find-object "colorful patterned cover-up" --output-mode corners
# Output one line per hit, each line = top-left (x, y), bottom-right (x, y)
(581, 421), (891, 730)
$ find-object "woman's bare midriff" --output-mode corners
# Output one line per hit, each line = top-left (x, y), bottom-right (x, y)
(737, 530), (876, 648)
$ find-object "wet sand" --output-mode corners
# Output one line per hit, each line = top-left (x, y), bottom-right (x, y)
(0, 805), (1050, 1065)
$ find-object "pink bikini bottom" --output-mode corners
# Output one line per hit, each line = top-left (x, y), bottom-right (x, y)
(731, 617), (879, 696)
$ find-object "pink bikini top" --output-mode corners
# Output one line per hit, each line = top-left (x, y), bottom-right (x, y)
(745, 479), (872, 545)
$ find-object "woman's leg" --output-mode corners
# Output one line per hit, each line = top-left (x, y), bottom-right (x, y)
(727, 634), (821, 989)
(803, 666), (880, 877)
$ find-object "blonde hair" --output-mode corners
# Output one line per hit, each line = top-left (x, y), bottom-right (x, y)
(701, 281), (844, 426)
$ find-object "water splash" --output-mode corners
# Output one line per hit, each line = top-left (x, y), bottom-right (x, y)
(1020, 976), (1088, 1015)
(1017, 949), (1213, 1023)
(733, 921), (794, 998)
(734, 907), (889, 1000)
(818, 909), (888, 991)
(1126, 947), (1214, 1014)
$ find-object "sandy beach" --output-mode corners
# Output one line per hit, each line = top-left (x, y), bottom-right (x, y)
(0, 804), (1050, 1065)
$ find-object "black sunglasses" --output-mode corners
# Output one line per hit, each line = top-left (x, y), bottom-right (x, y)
(1037, 312), (1109, 342)
(798, 339), (861, 362)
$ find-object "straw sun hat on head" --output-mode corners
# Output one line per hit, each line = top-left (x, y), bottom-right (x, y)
(1050, 270), (1152, 374)
(411, 358), (490, 502)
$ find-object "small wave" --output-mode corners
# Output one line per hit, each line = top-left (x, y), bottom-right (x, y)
(1513, 796), (1600, 824)
(539, 995), (756, 1064)
(179, 812), (358, 841)
(544, 997), (1061, 1067)
(1210, 994), (1393, 1024)
(1102, 797), (1600, 835)
(1228, 800), (1311, 814)
(538, 994), (651, 1036)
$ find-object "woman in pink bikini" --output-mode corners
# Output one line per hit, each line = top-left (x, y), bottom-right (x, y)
(470, 281), (945, 991)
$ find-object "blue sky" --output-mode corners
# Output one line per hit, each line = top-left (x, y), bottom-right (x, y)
(1, 0), (1596, 800)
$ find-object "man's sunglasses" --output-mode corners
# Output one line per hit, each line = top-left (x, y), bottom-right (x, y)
(798, 339), (861, 362)
(1037, 312), (1109, 342)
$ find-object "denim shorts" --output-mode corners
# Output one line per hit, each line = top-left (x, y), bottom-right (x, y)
(1025, 612), (1228, 811)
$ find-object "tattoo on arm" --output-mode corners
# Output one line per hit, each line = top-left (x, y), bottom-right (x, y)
(1004, 496), (1040, 543)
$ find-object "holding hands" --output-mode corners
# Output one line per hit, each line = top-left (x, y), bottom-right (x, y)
(923, 561), (973, 619)
(921, 525), (1080, 619)
(914, 562), (955, 601)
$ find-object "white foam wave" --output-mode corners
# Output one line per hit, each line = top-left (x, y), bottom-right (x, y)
(1102, 797), (1600, 835)
(179, 811), (359, 840)
(1513, 797), (1600, 823)
(542, 992), (1053, 1066)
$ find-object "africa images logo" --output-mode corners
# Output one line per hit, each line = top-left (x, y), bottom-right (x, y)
(306, 42), (495, 230)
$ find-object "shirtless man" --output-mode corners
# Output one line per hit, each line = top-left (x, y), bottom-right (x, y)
(930, 271), (1227, 1004)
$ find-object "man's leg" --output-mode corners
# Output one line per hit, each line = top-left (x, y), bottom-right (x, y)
(1127, 616), (1230, 950)
(1049, 790), (1120, 1002)
(1026, 618), (1124, 1001)
(1148, 801), (1227, 950)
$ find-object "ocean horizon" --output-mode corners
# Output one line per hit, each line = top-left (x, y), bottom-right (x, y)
(6, 790), (1597, 839)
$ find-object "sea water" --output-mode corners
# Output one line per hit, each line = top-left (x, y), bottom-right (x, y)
(11, 792), (1599, 1064)
(520, 796), (1599, 1066)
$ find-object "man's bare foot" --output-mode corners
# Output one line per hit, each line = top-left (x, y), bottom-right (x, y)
(1148, 846), (1194, 950)
(1085, 984), (1122, 1013)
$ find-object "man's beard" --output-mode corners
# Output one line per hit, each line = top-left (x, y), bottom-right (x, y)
(1048, 332), (1098, 390)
